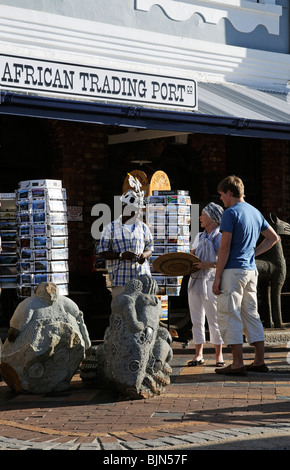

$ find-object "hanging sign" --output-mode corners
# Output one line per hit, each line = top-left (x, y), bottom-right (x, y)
(0, 54), (197, 112)
(67, 206), (83, 222)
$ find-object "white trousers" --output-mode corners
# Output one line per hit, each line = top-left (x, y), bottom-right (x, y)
(188, 281), (223, 345)
(217, 269), (264, 346)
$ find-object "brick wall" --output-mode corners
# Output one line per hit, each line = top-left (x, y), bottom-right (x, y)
(260, 139), (290, 217)
(261, 138), (290, 288)
(44, 121), (290, 289)
(188, 133), (227, 203)
(189, 134), (290, 288)
(46, 120), (108, 276)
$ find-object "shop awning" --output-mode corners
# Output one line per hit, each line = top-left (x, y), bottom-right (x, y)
(198, 82), (290, 123)
(1, 83), (290, 140)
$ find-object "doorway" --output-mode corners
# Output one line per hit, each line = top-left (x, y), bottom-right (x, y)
(226, 136), (262, 209)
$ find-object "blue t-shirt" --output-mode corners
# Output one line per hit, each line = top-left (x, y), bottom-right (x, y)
(220, 202), (269, 270)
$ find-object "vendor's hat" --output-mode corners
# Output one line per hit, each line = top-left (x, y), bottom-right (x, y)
(153, 252), (201, 276)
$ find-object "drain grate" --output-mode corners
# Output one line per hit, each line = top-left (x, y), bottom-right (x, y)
(152, 411), (184, 418)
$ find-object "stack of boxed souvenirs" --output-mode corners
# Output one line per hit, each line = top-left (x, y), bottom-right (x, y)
(16, 180), (69, 297)
(146, 190), (191, 298)
(0, 193), (17, 289)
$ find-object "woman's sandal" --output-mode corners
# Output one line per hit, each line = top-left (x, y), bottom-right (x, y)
(215, 361), (226, 367)
(187, 359), (204, 366)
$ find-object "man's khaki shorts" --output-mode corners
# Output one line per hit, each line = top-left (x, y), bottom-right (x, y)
(217, 269), (265, 346)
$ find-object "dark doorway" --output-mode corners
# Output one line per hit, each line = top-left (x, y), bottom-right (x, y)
(0, 116), (53, 192)
(226, 136), (262, 209)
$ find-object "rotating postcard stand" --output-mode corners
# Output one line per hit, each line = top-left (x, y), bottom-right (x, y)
(147, 188), (192, 324)
(16, 179), (69, 298)
(0, 193), (17, 290)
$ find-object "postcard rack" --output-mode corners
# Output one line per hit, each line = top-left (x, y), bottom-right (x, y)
(16, 179), (69, 298)
(147, 190), (191, 297)
(0, 193), (17, 290)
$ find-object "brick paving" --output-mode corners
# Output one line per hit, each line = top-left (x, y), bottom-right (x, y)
(0, 341), (290, 450)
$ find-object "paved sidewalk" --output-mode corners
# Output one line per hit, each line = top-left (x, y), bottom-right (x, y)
(0, 341), (290, 450)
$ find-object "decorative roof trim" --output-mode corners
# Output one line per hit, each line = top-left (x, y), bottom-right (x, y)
(0, 5), (289, 92)
(135, 0), (282, 35)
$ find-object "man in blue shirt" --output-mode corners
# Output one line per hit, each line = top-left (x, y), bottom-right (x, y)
(213, 176), (279, 376)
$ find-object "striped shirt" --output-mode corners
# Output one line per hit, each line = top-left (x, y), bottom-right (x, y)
(97, 216), (153, 286)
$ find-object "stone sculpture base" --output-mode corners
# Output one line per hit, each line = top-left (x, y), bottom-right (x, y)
(80, 275), (173, 399)
(0, 283), (91, 394)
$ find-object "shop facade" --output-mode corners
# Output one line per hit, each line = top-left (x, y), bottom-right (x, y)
(1, 1), (290, 333)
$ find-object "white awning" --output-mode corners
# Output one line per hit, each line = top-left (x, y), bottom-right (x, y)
(198, 82), (290, 123)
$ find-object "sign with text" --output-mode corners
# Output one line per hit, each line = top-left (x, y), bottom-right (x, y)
(67, 206), (83, 222)
(0, 54), (197, 112)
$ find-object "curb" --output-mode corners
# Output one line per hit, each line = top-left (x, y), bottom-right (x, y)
(1, 423), (290, 450)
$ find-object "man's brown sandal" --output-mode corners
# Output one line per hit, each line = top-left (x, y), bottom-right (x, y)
(215, 364), (247, 376)
(245, 363), (269, 372)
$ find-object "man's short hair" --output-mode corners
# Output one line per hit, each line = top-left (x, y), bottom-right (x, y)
(217, 175), (245, 198)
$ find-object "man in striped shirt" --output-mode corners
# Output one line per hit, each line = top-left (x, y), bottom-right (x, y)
(97, 189), (153, 298)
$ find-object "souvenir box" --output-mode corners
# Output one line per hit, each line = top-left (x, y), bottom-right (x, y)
(152, 190), (189, 196)
(19, 179), (63, 190)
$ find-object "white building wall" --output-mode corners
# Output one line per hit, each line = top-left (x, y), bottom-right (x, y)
(0, 1), (290, 98)
(0, 0), (287, 51)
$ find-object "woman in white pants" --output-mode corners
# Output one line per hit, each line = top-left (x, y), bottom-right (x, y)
(188, 203), (224, 367)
